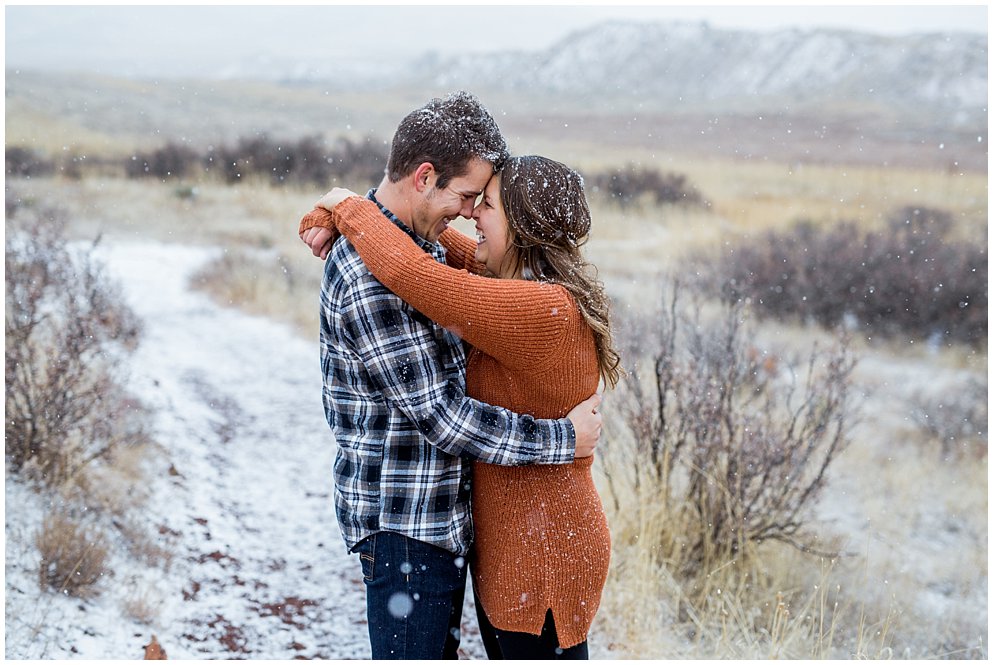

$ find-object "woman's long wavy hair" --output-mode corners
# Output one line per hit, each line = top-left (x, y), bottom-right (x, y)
(499, 155), (622, 388)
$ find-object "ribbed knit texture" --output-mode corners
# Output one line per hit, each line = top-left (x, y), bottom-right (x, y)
(300, 199), (610, 648)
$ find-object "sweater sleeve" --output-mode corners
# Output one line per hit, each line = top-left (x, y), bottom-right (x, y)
(438, 227), (487, 275)
(331, 196), (573, 372)
(298, 206), (338, 238)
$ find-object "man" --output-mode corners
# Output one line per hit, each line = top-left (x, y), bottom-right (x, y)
(298, 91), (601, 659)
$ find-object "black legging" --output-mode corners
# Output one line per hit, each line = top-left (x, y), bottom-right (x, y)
(474, 587), (589, 660)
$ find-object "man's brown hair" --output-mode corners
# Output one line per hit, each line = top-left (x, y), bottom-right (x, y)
(386, 91), (509, 189)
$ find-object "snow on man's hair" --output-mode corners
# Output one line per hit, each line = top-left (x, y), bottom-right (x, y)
(386, 91), (509, 189)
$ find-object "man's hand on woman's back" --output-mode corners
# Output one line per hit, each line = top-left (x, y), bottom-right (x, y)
(567, 393), (602, 458)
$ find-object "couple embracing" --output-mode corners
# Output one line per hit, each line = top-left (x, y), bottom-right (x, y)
(298, 91), (620, 660)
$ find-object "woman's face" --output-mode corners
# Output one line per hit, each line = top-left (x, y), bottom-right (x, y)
(471, 174), (517, 278)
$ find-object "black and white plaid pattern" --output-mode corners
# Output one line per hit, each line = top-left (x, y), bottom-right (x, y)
(320, 191), (575, 556)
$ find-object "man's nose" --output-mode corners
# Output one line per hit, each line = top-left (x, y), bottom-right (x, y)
(469, 203), (482, 221)
(460, 200), (476, 219)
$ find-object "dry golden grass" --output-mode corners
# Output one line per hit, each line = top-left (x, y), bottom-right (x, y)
(122, 584), (165, 625)
(594, 401), (986, 658)
(36, 510), (110, 599)
(829, 449), (984, 658)
(57, 438), (177, 572)
(190, 246), (319, 335)
(591, 462), (897, 659)
(59, 438), (154, 516)
(5, 98), (143, 157)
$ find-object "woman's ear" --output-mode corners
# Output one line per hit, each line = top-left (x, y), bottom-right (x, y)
(412, 162), (435, 193)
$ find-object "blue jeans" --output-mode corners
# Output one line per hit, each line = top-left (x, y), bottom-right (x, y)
(354, 531), (467, 659)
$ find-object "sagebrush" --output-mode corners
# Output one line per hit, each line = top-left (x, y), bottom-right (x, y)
(586, 163), (706, 208)
(696, 205), (987, 345)
(907, 376), (988, 461)
(124, 134), (387, 188)
(5, 204), (145, 488)
(603, 281), (855, 579)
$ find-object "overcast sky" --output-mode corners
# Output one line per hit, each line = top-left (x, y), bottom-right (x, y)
(5, 3), (989, 78)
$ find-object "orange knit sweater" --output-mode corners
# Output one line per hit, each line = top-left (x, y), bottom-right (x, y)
(300, 199), (611, 648)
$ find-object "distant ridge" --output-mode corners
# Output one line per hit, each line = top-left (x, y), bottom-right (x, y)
(418, 21), (987, 125)
(70, 19), (983, 126)
(5, 20), (987, 170)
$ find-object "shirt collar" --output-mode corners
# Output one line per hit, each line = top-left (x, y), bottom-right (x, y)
(367, 188), (442, 256)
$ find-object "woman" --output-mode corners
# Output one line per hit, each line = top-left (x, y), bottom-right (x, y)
(302, 155), (620, 659)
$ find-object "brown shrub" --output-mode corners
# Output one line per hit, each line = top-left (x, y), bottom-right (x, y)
(587, 163), (705, 208)
(325, 134), (387, 187)
(126, 141), (200, 180)
(5, 208), (145, 487)
(696, 206), (987, 345)
(6, 146), (55, 178)
(36, 509), (109, 598)
(603, 281), (855, 581)
(203, 133), (386, 188)
(907, 376), (988, 461)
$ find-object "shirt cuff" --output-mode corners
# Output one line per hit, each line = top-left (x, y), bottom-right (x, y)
(535, 417), (576, 465)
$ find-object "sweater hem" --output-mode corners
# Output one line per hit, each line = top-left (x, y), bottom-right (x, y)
(485, 610), (588, 650)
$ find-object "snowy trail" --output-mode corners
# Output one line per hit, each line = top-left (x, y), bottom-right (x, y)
(4, 242), (489, 659)
(98, 242), (371, 658)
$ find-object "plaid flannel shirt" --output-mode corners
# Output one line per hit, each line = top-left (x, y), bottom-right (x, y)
(320, 191), (576, 556)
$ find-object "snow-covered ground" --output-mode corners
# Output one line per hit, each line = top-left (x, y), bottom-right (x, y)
(5, 242), (491, 659)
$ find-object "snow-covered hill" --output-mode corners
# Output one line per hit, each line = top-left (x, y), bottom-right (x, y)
(424, 21), (986, 123)
(205, 20), (986, 125)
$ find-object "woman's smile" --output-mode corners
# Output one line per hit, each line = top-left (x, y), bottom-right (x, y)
(471, 174), (515, 277)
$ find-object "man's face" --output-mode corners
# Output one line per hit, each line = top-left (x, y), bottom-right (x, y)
(412, 158), (492, 243)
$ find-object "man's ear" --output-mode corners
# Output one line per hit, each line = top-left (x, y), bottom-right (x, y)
(412, 162), (435, 193)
